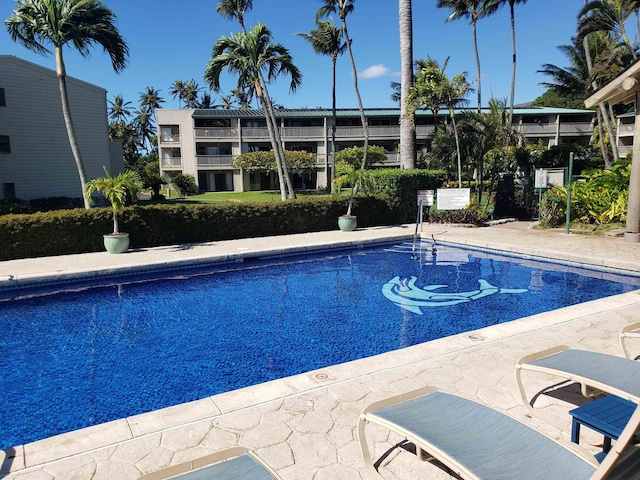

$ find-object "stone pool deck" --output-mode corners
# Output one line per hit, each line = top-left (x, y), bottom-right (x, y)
(1, 221), (640, 479)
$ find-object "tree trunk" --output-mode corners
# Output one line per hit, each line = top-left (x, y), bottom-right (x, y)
(113, 210), (119, 235)
(399, 0), (415, 169)
(256, 86), (287, 201)
(331, 54), (338, 194)
(56, 48), (90, 209)
(472, 16), (482, 113)
(508, 2), (516, 126)
(596, 108), (610, 166)
(451, 113), (463, 188)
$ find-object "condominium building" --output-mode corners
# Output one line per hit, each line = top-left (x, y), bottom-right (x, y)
(156, 106), (595, 193)
(0, 55), (122, 201)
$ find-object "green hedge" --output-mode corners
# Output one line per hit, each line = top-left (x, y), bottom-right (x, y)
(0, 195), (397, 260)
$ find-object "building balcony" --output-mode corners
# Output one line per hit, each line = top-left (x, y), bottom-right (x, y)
(196, 155), (235, 166)
(618, 145), (632, 157)
(282, 126), (325, 138)
(241, 127), (271, 138)
(618, 123), (635, 137)
(195, 127), (238, 138)
(518, 123), (557, 135)
(161, 157), (182, 167)
(558, 122), (593, 134)
(160, 134), (180, 143)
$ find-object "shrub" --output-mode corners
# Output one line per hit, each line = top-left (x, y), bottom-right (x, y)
(335, 145), (388, 169)
(429, 208), (488, 226)
(0, 199), (30, 215)
(171, 173), (198, 196)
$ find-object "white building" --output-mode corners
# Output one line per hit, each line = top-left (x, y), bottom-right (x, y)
(0, 55), (122, 201)
(156, 106), (595, 193)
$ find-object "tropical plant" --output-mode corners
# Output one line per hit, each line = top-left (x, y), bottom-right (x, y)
(169, 79), (186, 107)
(297, 20), (347, 192)
(334, 145), (388, 169)
(170, 173), (198, 196)
(6, 0), (129, 209)
(108, 94), (133, 124)
(134, 105), (154, 154)
(182, 79), (202, 108)
(233, 150), (316, 177)
(205, 23), (301, 200)
(317, 0), (369, 217)
(142, 160), (166, 199)
(399, 0), (415, 168)
(139, 86), (165, 112)
(85, 168), (141, 235)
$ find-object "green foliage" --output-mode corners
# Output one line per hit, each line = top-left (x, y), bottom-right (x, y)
(143, 160), (166, 199)
(429, 208), (488, 226)
(85, 169), (142, 234)
(531, 89), (586, 110)
(233, 150), (316, 174)
(0, 200), (30, 215)
(0, 196), (397, 261)
(170, 173), (198, 196)
(334, 145), (388, 169)
(539, 164), (631, 227)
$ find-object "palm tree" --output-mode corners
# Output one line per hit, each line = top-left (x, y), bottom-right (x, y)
(297, 20), (347, 192)
(436, 0), (494, 114)
(139, 86), (165, 112)
(6, 0), (129, 209)
(399, 0), (415, 169)
(169, 79), (186, 107)
(317, 0), (370, 215)
(406, 56), (449, 129)
(578, 0), (640, 61)
(205, 24), (302, 200)
(216, 0), (252, 31)
(485, 0), (528, 124)
(442, 71), (473, 187)
(134, 105), (154, 154)
(215, 0), (296, 199)
(108, 94), (133, 124)
(182, 79), (202, 109)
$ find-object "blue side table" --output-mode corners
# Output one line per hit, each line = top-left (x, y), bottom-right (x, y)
(569, 395), (636, 453)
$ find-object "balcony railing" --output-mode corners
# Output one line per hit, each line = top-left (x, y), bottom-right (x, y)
(195, 127), (238, 138)
(282, 126), (325, 138)
(618, 124), (635, 136)
(196, 155), (235, 166)
(241, 127), (271, 137)
(415, 125), (435, 137)
(518, 123), (556, 134)
(558, 122), (593, 134)
(161, 157), (182, 167)
(160, 134), (180, 143)
(618, 145), (632, 157)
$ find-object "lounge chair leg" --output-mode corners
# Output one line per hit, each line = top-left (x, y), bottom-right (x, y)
(417, 447), (434, 462)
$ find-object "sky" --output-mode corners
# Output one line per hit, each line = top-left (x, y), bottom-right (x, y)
(1, 0), (589, 112)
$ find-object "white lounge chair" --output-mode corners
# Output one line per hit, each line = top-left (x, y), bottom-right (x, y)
(515, 345), (640, 429)
(620, 321), (640, 360)
(358, 386), (640, 480)
(138, 446), (280, 480)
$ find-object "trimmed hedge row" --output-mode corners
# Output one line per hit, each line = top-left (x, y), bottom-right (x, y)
(0, 195), (397, 261)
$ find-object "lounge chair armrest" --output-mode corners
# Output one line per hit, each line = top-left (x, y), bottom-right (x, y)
(620, 321), (640, 359)
(515, 345), (570, 372)
(360, 386), (439, 418)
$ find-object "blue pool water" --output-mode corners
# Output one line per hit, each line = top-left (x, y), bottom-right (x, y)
(1, 241), (639, 449)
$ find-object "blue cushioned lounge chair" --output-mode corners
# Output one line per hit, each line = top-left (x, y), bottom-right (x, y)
(358, 386), (640, 480)
(138, 446), (280, 480)
(515, 345), (640, 429)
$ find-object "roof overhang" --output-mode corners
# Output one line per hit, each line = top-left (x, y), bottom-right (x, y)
(585, 60), (640, 107)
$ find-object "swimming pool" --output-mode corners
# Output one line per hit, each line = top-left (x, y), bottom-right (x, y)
(1, 241), (639, 449)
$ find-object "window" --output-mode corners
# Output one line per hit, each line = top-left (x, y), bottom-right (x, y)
(0, 136), (10, 153)
(0, 88), (5, 107)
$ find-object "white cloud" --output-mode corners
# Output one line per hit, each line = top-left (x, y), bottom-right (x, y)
(358, 64), (394, 80)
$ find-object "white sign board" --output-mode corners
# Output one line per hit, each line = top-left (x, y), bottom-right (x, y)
(417, 190), (434, 206)
(534, 169), (548, 189)
(436, 188), (470, 210)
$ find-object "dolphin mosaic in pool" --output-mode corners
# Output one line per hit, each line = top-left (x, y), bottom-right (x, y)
(382, 276), (528, 314)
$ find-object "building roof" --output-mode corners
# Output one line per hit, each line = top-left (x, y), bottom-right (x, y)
(190, 106), (594, 119)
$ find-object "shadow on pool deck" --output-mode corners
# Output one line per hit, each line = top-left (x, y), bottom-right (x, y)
(2, 222), (640, 479)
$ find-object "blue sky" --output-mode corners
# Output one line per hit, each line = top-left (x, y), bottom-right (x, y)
(2, 0), (587, 111)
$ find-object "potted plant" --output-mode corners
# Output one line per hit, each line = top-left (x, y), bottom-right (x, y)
(334, 162), (365, 231)
(85, 168), (141, 254)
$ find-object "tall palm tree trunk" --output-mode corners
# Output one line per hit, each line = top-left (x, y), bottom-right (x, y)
(595, 108), (610, 166)
(472, 18), (482, 113)
(341, 18), (369, 173)
(260, 78), (296, 199)
(56, 48), (90, 209)
(255, 83), (287, 200)
(331, 53), (338, 193)
(508, 3), (516, 125)
(399, 0), (415, 169)
(451, 113), (463, 187)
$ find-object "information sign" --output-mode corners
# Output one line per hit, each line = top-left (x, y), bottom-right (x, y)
(436, 188), (470, 210)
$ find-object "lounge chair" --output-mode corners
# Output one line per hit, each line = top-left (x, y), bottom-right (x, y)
(620, 321), (640, 360)
(515, 345), (640, 429)
(138, 446), (281, 480)
(358, 386), (640, 480)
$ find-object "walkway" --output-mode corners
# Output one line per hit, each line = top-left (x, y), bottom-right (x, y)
(1, 221), (640, 479)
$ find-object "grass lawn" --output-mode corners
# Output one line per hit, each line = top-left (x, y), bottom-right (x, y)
(153, 190), (335, 204)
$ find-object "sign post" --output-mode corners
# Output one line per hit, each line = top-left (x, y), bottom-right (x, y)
(416, 190), (434, 232)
